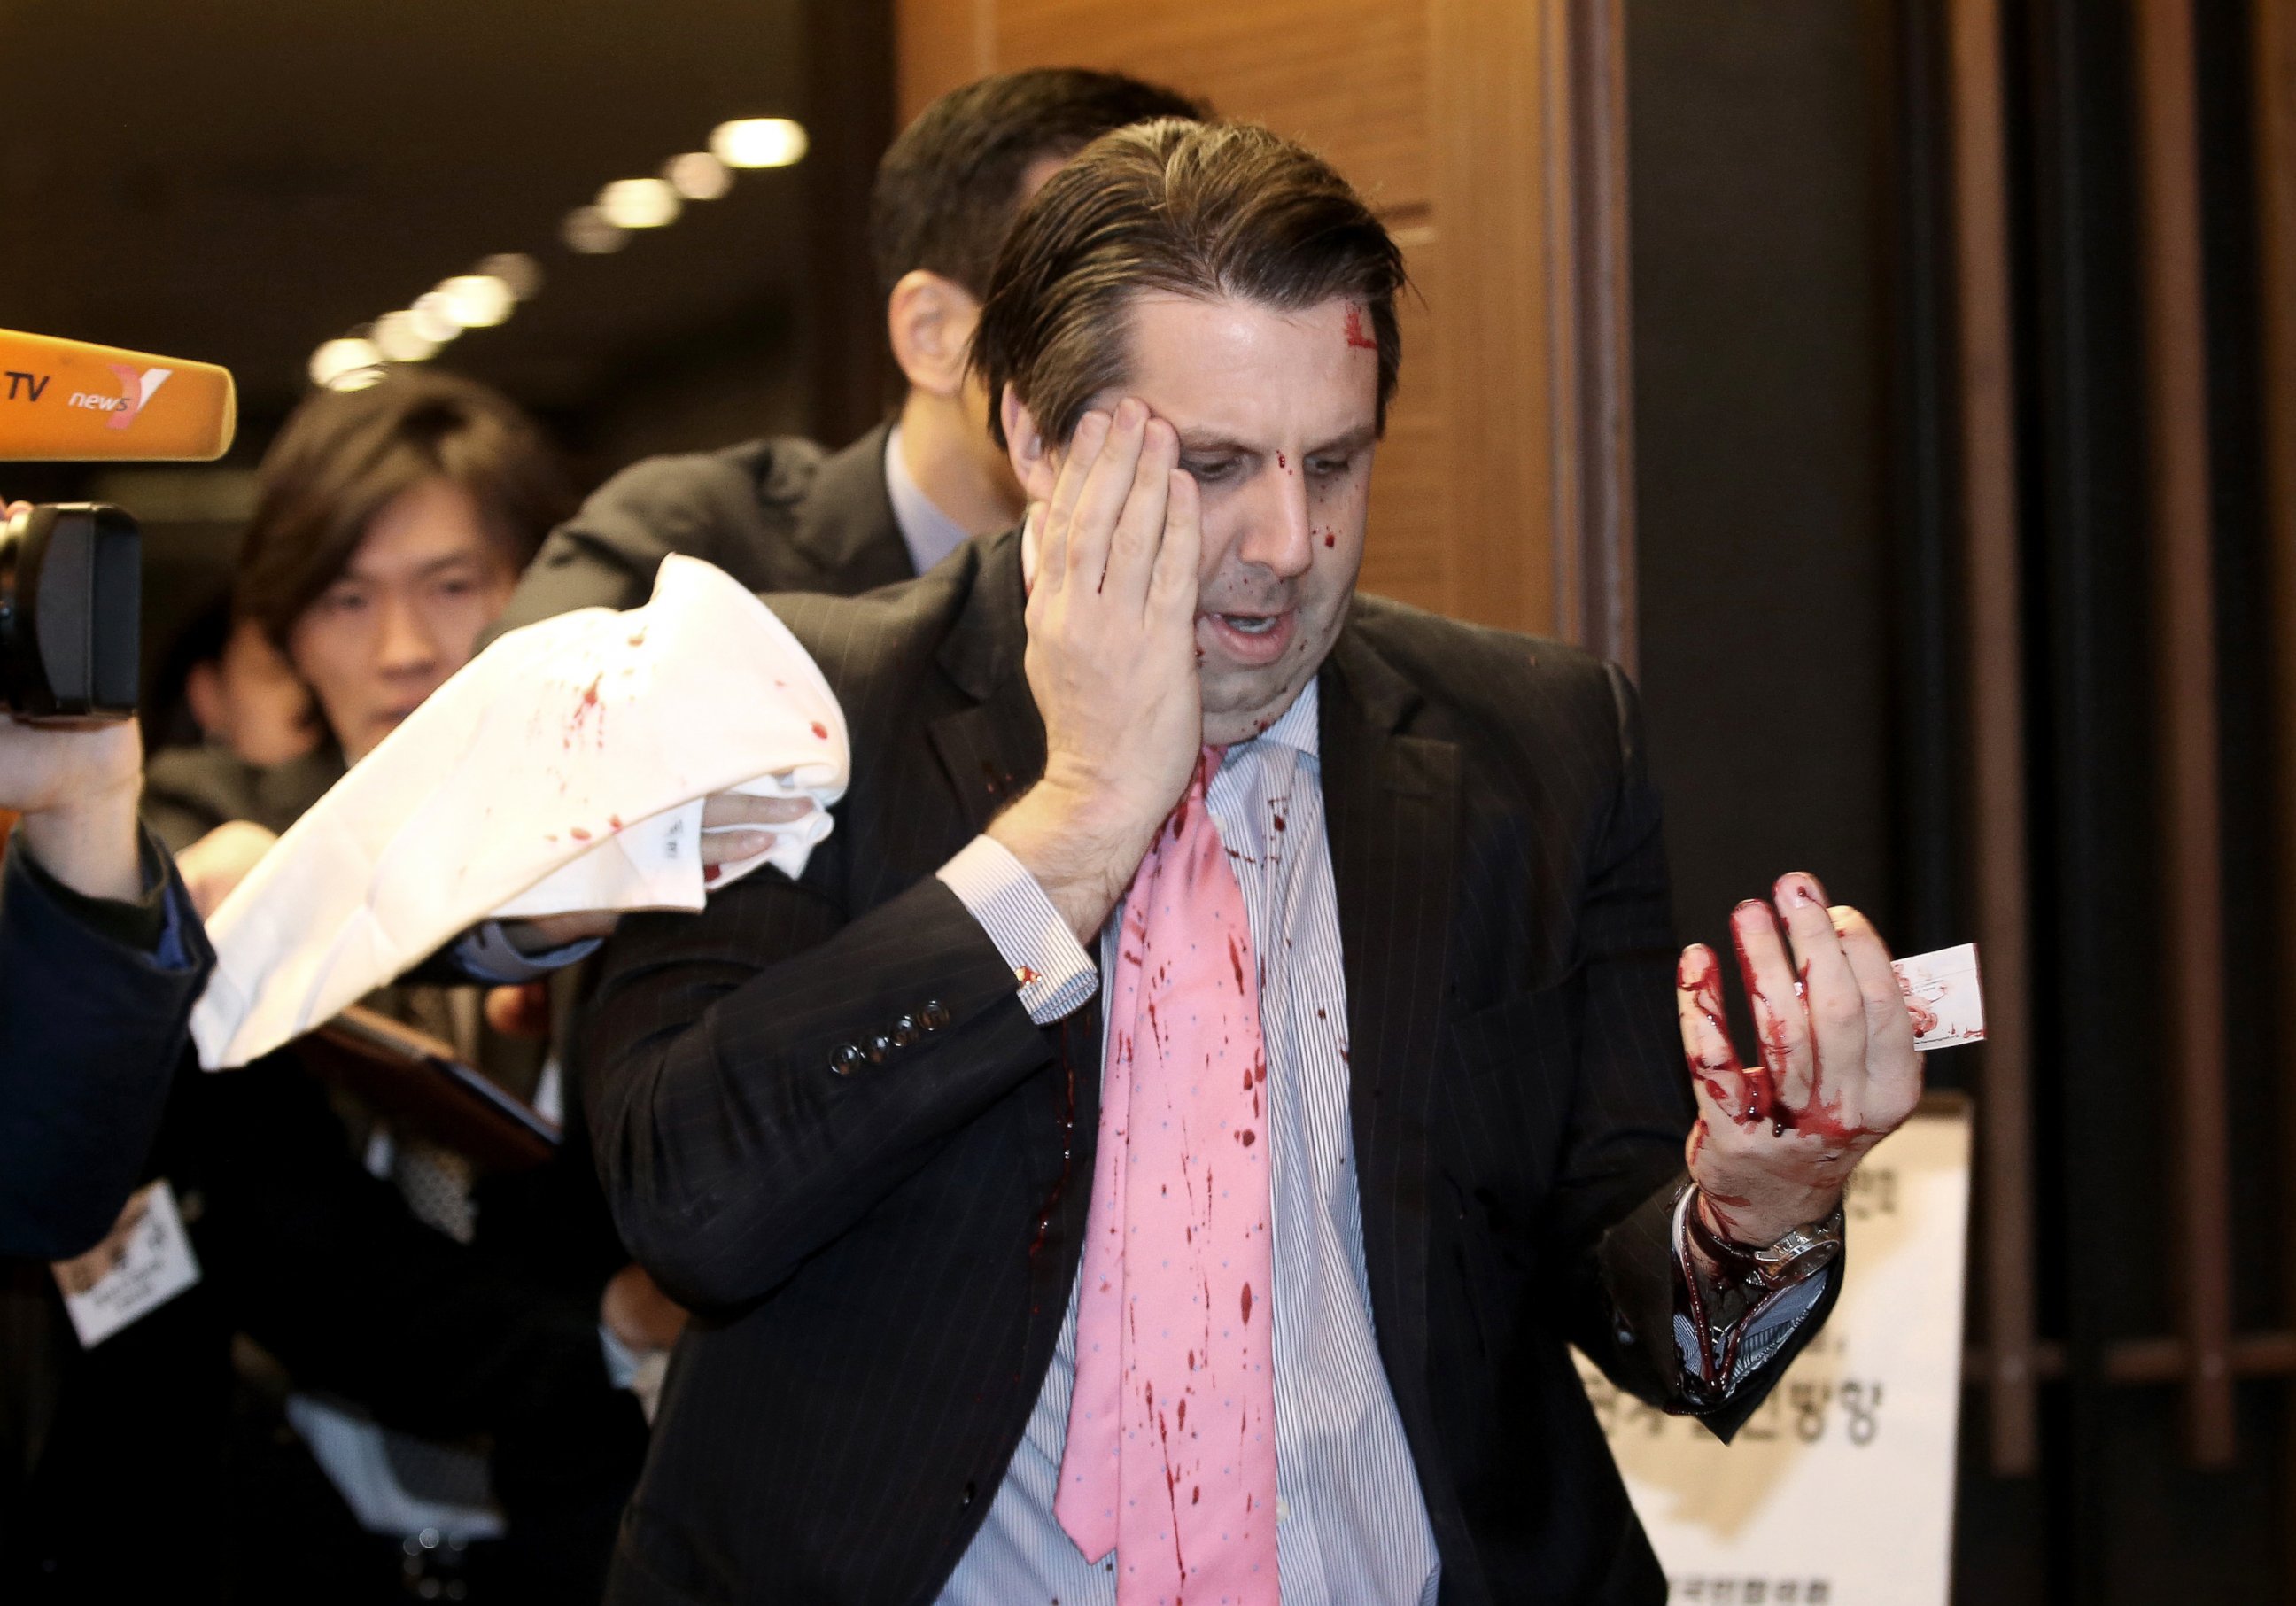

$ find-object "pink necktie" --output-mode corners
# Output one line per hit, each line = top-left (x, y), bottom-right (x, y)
(1057, 748), (1279, 1606)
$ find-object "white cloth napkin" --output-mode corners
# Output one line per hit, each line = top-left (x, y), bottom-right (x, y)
(191, 555), (847, 1069)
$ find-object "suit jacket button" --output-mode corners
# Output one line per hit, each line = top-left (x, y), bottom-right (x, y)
(921, 999), (951, 1032)
(892, 1015), (920, 1048)
(830, 1044), (865, 1076)
(865, 1033), (894, 1064)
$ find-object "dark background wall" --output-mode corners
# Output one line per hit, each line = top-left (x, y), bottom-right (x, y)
(1628, 0), (1904, 974)
(1629, 2), (2290, 1601)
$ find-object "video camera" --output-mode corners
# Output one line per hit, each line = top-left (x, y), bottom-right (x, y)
(0, 330), (237, 721)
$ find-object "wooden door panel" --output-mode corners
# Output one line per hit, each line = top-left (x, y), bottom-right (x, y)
(994, 0), (1431, 213)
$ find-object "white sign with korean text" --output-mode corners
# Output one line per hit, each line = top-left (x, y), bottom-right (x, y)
(1576, 1098), (1973, 1606)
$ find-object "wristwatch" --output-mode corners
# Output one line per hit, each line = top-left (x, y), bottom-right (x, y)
(1685, 1196), (1845, 1292)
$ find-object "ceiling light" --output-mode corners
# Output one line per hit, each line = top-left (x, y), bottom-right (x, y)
(664, 151), (732, 201)
(477, 252), (543, 299)
(329, 367), (386, 392)
(437, 274), (516, 329)
(710, 117), (808, 169)
(562, 206), (628, 254)
(407, 293), (463, 345)
(309, 337), (382, 388)
(598, 177), (680, 229)
(371, 311), (439, 363)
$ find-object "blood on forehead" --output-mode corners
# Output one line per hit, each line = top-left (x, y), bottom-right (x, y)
(1342, 304), (1378, 352)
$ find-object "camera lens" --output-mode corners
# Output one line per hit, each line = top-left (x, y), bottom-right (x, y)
(0, 503), (142, 721)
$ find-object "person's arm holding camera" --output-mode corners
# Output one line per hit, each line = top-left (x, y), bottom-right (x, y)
(0, 510), (215, 1259)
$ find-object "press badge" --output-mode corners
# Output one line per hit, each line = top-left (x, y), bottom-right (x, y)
(50, 1179), (203, 1347)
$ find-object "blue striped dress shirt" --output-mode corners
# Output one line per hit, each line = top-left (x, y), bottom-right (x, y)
(938, 680), (1444, 1605)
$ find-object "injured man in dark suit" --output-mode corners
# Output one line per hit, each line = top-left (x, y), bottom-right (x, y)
(578, 117), (1925, 1606)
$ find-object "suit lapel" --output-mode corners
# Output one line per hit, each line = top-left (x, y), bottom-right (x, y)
(1318, 622), (1461, 1478)
(787, 423), (916, 594)
(925, 530), (1043, 835)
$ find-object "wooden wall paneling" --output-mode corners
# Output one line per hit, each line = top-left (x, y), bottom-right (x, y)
(1944, 0), (2040, 1477)
(1568, 0), (1637, 673)
(2129, 0), (2236, 1469)
(2255, 0), (2296, 1541)
(1429, 0), (1563, 637)
(992, 0), (1433, 216)
(896, 0), (993, 121)
(1360, 225), (1453, 617)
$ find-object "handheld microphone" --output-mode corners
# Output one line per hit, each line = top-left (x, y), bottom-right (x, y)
(0, 329), (236, 462)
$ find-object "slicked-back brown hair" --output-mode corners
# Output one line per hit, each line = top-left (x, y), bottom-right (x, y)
(972, 119), (1407, 452)
(235, 369), (571, 648)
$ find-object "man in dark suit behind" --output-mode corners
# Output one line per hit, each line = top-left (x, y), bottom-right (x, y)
(490, 68), (1206, 639)
(581, 120), (1923, 1605)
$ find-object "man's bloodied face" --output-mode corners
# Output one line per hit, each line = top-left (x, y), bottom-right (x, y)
(1080, 292), (1380, 743)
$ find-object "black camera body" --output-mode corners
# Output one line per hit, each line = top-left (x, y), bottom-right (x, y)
(0, 503), (141, 722)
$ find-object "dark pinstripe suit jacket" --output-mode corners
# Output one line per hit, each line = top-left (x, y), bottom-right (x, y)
(582, 528), (1832, 1606)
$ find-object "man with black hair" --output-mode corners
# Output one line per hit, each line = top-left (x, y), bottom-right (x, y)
(491, 66), (1206, 634)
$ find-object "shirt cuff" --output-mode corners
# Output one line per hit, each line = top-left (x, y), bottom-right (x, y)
(1670, 1188), (1834, 1395)
(13, 820), (179, 958)
(453, 919), (603, 984)
(935, 834), (1098, 1024)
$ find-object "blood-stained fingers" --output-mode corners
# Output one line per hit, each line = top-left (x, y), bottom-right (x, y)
(1773, 871), (1864, 1108)
(1831, 904), (1922, 1126)
(1729, 897), (1811, 1113)
(1676, 944), (1754, 1124)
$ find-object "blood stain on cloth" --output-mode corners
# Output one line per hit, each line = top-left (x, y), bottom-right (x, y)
(565, 672), (607, 749)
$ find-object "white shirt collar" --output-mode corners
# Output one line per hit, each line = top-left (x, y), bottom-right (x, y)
(1250, 674), (1321, 758)
(883, 423), (973, 576)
